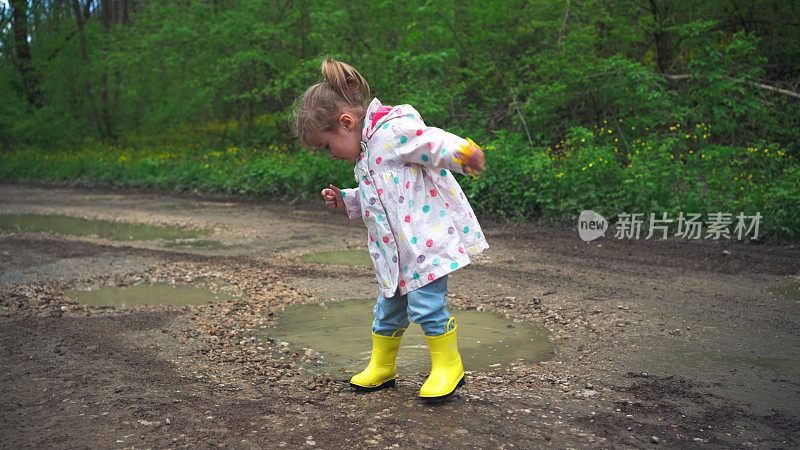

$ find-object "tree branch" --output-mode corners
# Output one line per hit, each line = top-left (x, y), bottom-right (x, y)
(558, 0), (570, 52)
(656, 73), (800, 100)
(583, 70), (800, 100)
(435, 9), (535, 150)
(0, 4), (9, 32)
(491, 60), (535, 148)
(274, 0), (294, 25)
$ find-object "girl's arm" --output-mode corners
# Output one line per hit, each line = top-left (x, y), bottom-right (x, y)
(321, 185), (361, 219)
(390, 116), (484, 176)
(341, 187), (362, 219)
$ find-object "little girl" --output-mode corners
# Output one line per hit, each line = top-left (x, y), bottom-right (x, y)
(293, 58), (488, 399)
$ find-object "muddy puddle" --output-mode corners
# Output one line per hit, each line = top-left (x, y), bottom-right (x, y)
(0, 213), (209, 241)
(648, 339), (800, 377)
(684, 349), (800, 376)
(299, 249), (372, 266)
(66, 283), (233, 308)
(261, 298), (552, 374)
(768, 283), (800, 302)
(153, 201), (236, 210)
(161, 239), (228, 250)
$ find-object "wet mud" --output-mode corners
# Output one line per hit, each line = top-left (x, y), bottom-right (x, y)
(67, 283), (234, 308)
(1, 183), (799, 448)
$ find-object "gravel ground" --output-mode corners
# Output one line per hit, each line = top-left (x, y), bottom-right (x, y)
(1, 183), (799, 448)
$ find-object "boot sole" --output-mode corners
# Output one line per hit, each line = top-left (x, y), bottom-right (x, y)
(350, 378), (396, 391)
(420, 375), (466, 401)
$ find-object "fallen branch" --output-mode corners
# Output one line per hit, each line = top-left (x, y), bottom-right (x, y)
(656, 73), (800, 100)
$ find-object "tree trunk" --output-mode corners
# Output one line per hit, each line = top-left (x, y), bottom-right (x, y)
(11, 0), (40, 105)
(98, 0), (116, 140)
(122, 0), (130, 25)
(648, 0), (674, 74)
(72, 0), (104, 139)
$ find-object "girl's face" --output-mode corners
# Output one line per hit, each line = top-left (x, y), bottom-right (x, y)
(305, 113), (362, 163)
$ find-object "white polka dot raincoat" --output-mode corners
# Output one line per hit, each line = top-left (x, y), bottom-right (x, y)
(341, 98), (489, 298)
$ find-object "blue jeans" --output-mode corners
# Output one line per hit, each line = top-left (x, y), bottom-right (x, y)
(372, 275), (452, 337)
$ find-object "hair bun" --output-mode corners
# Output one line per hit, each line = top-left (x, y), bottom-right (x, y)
(292, 58), (370, 141)
(321, 57), (370, 106)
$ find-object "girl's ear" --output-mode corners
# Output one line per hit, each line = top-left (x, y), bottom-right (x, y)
(339, 113), (355, 131)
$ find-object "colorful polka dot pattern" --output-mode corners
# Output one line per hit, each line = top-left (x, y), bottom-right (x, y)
(340, 98), (489, 298)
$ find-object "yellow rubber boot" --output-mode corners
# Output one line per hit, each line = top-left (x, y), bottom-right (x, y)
(420, 318), (465, 399)
(349, 329), (404, 391)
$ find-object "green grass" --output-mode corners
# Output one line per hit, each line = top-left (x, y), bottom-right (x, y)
(2, 120), (797, 241)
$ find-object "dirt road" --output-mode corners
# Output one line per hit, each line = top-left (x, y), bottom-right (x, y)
(1, 183), (798, 448)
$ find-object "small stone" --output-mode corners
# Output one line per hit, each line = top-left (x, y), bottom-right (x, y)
(650, 436), (659, 444)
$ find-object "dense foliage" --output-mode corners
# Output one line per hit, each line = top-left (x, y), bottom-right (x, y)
(1, 0), (798, 240)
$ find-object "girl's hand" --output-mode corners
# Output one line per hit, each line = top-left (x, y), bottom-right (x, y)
(463, 143), (485, 173)
(321, 184), (345, 209)
(454, 138), (485, 177)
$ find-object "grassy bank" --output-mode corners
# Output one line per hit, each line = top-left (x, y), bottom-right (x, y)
(2, 123), (798, 241)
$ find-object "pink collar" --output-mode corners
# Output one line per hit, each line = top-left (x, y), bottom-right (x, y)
(370, 105), (393, 129)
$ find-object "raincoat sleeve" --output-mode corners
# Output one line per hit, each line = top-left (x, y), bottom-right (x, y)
(341, 187), (362, 220)
(390, 117), (473, 176)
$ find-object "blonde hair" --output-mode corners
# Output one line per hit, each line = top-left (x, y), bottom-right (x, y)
(292, 58), (370, 142)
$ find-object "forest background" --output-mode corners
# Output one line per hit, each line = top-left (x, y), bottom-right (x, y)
(1, 0), (798, 240)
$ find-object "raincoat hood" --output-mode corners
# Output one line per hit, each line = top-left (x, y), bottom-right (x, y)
(363, 98), (413, 141)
